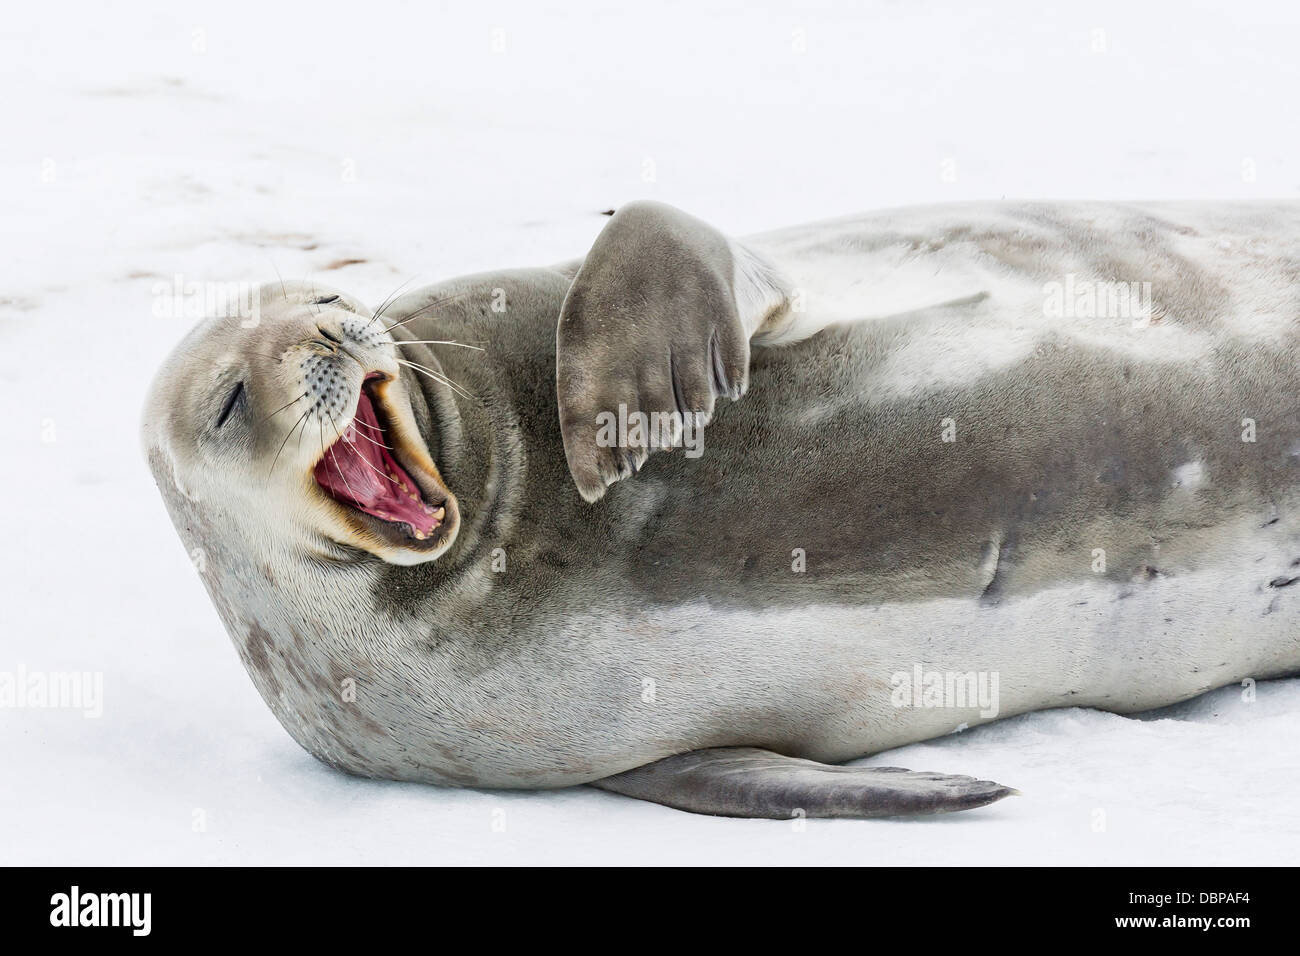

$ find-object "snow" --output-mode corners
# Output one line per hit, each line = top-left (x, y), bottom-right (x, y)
(3, 0), (1299, 864)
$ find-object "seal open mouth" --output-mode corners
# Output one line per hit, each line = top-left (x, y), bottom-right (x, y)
(314, 374), (448, 544)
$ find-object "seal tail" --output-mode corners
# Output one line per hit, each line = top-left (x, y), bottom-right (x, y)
(590, 747), (1017, 819)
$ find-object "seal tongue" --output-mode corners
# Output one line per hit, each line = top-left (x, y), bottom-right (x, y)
(314, 387), (441, 537)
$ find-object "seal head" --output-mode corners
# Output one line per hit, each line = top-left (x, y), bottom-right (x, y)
(142, 281), (461, 567)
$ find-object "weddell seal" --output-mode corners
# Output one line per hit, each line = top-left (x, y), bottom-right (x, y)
(143, 200), (1300, 818)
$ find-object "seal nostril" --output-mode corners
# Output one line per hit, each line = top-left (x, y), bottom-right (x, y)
(318, 326), (343, 345)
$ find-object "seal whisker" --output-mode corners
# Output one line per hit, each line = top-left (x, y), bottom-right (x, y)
(392, 340), (486, 352)
(329, 409), (394, 466)
(307, 272), (322, 315)
(380, 290), (470, 333)
(266, 258), (289, 302)
(268, 405), (312, 479)
(372, 276), (422, 325)
(327, 411), (400, 490)
(400, 360), (474, 399)
(365, 276), (422, 330)
(320, 418), (366, 507)
(349, 437), (403, 486)
(295, 401), (309, 459)
(396, 358), (475, 401)
(259, 392), (308, 428)
(348, 425), (394, 451)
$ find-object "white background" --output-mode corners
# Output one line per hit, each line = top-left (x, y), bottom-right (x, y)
(2, 0), (1298, 864)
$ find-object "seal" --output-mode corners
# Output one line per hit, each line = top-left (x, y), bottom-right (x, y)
(143, 200), (1300, 818)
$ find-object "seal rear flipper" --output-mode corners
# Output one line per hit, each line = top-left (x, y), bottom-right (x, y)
(589, 747), (1017, 819)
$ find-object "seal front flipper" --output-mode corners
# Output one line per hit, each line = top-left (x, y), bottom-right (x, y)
(589, 747), (1017, 819)
(556, 201), (791, 502)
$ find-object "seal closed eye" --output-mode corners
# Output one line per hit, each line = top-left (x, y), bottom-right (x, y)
(214, 381), (244, 429)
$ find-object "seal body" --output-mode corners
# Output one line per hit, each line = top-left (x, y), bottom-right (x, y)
(144, 201), (1300, 813)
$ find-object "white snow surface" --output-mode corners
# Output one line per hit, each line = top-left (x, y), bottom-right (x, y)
(2, 0), (1299, 865)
